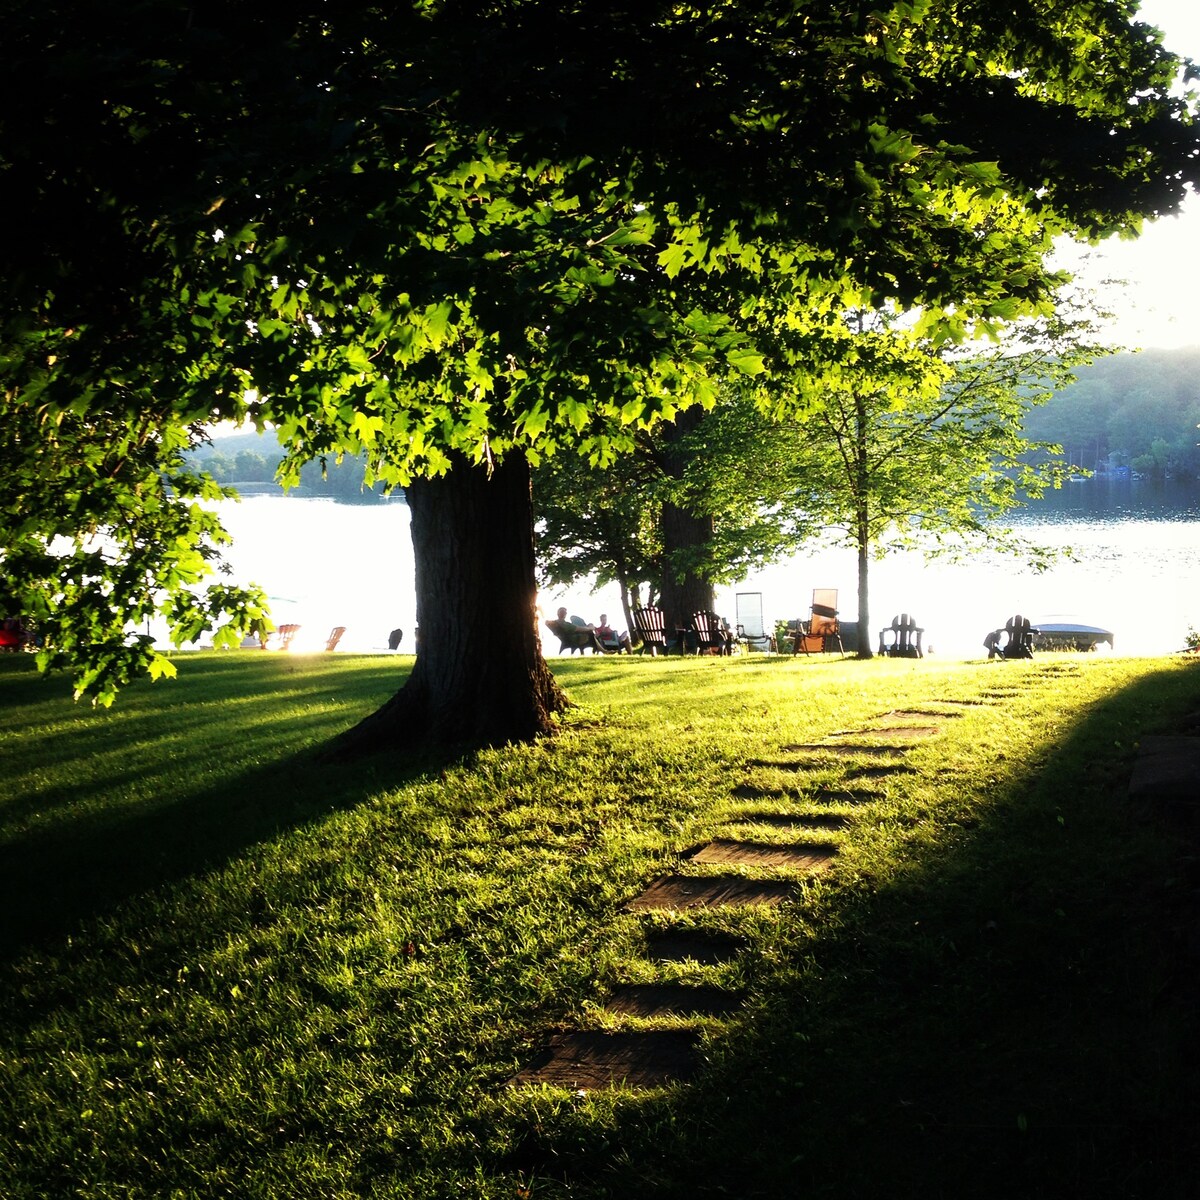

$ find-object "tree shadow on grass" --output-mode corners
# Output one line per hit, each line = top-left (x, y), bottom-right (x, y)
(505, 662), (1200, 1200)
(0, 654), (464, 971)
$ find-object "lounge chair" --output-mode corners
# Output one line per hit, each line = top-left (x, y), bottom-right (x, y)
(325, 626), (346, 652)
(546, 615), (601, 654)
(877, 613), (924, 658)
(735, 591), (775, 652)
(792, 589), (845, 656)
(984, 614), (1037, 659)
(630, 605), (678, 655)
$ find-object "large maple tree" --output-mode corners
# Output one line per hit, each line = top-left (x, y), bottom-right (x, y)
(2, 1), (1196, 748)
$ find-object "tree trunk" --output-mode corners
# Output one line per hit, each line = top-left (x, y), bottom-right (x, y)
(328, 451), (569, 756)
(856, 522), (872, 660)
(659, 408), (715, 634)
(853, 392), (874, 659)
(659, 501), (716, 632)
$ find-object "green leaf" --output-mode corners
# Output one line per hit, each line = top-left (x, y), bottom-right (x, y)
(727, 349), (766, 376)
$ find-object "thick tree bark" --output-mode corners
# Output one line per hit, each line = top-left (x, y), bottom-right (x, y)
(659, 408), (715, 633)
(328, 451), (569, 756)
(659, 502), (716, 632)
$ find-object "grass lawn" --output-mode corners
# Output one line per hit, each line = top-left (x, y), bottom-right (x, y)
(0, 649), (1197, 1198)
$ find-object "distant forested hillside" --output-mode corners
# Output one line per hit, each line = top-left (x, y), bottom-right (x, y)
(191, 348), (1199, 495)
(190, 430), (397, 501)
(1021, 347), (1200, 478)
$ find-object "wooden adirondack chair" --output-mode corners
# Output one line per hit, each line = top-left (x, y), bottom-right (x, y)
(877, 613), (924, 658)
(1002, 614), (1037, 658)
(631, 605), (676, 655)
(325, 626), (346, 652)
(276, 623), (301, 650)
(984, 614), (1037, 659)
(546, 614), (600, 654)
(690, 610), (734, 655)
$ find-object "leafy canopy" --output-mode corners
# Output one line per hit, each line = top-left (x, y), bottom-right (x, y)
(2, 1), (1197, 697)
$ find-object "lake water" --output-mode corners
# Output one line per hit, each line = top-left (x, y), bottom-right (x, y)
(172, 478), (1200, 659)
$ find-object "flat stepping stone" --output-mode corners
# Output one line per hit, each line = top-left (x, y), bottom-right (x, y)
(846, 764), (917, 780)
(684, 839), (836, 871)
(727, 812), (851, 831)
(811, 788), (879, 805)
(604, 984), (741, 1019)
(885, 708), (962, 720)
(732, 783), (793, 799)
(625, 874), (797, 912)
(859, 725), (943, 740)
(1129, 736), (1200, 809)
(644, 929), (743, 965)
(827, 721), (944, 739)
(782, 743), (911, 758)
(509, 1030), (701, 1090)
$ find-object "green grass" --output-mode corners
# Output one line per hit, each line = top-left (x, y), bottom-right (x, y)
(1, 649), (1197, 1198)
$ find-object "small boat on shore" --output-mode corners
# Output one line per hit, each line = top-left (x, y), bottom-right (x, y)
(1030, 615), (1114, 651)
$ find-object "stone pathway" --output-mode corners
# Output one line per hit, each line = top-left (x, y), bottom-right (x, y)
(605, 984), (742, 1019)
(643, 928), (743, 965)
(508, 1030), (703, 1089)
(508, 706), (955, 1091)
(624, 873), (799, 912)
(728, 812), (851, 831)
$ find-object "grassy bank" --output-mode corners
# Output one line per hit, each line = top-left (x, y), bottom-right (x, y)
(1, 650), (1197, 1198)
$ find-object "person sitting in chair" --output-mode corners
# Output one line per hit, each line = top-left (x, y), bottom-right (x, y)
(594, 613), (631, 653)
(545, 607), (602, 654)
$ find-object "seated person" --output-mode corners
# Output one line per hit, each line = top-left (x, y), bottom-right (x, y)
(0, 617), (27, 651)
(545, 606), (601, 653)
(594, 613), (631, 652)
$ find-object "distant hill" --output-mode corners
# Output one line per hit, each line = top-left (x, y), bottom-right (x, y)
(1022, 347), (1200, 478)
(190, 428), (403, 502)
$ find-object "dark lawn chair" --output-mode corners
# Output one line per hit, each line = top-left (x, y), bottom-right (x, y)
(546, 615), (602, 654)
(690, 610), (734, 655)
(984, 614), (1037, 659)
(631, 605), (677, 655)
(877, 613), (924, 658)
(735, 591), (775, 652)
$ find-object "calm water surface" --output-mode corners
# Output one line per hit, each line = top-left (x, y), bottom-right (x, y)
(176, 479), (1200, 659)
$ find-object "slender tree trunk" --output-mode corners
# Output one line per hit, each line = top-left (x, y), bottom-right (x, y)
(856, 516), (872, 659)
(613, 556), (637, 646)
(328, 451), (568, 756)
(853, 392), (874, 659)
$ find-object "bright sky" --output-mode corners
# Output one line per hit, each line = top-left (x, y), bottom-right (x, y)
(1062, 0), (1200, 350)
